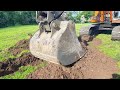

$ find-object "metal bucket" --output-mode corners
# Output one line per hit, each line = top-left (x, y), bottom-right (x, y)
(30, 21), (86, 66)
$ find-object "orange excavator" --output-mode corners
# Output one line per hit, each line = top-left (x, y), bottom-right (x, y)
(80, 11), (120, 40)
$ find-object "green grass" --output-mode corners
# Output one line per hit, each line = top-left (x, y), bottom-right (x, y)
(0, 61), (47, 79)
(75, 23), (91, 36)
(0, 25), (38, 61)
(0, 65), (37, 79)
(96, 34), (120, 78)
(0, 25), (38, 78)
(0, 25), (38, 51)
(96, 34), (120, 61)
(0, 25), (47, 79)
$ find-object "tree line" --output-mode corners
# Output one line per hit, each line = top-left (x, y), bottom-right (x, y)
(0, 11), (94, 28)
(0, 11), (36, 28)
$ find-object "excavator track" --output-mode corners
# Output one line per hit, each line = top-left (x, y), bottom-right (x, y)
(111, 26), (120, 40)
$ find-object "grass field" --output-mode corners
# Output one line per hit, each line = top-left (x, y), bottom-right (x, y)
(96, 35), (120, 61)
(0, 23), (120, 79)
(75, 23), (91, 36)
(0, 25), (38, 51)
(0, 25), (38, 62)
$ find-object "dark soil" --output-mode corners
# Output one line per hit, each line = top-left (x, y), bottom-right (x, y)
(8, 33), (33, 56)
(0, 38), (42, 77)
(0, 52), (42, 77)
(27, 38), (120, 79)
(8, 39), (29, 56)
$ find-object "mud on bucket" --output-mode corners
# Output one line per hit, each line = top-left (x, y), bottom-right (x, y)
(29, 21), (86, 66)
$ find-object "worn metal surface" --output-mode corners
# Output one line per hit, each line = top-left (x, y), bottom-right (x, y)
(30, 21), (86, 65)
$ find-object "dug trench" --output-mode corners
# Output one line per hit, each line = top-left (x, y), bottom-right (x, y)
(0, 38), (42, 77)
(0, 36), (119, 79)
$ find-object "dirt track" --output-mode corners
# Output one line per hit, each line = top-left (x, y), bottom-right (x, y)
(0, 38), (119, 79)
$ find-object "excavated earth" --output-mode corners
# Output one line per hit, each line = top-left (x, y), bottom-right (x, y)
(0, 37), (119, 79)
(0, 38), (42, 77)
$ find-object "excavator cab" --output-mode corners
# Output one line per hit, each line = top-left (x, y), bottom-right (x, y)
(29, 11), (86, 66)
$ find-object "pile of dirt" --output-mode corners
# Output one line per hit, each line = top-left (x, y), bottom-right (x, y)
(27, 62), (85, 79)
(0, 52), (41, 77)
(27, 38), (119, 79)
(0, 35), (45, 77)
(8, 34), (33, 56)
(8, 39), (30, 56)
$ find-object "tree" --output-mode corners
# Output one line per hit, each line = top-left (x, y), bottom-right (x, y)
(80, 15), (87, 23)
(19, 11), (36, 25)
(80, 11), (94, 22)
(67, 11), (94, 23)
(0, 11), (8, 28)
(67, 12), (75, 21)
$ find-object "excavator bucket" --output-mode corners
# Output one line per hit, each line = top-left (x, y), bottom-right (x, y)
(29, 11), (86, 66)
(29, 21), (86, 66)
